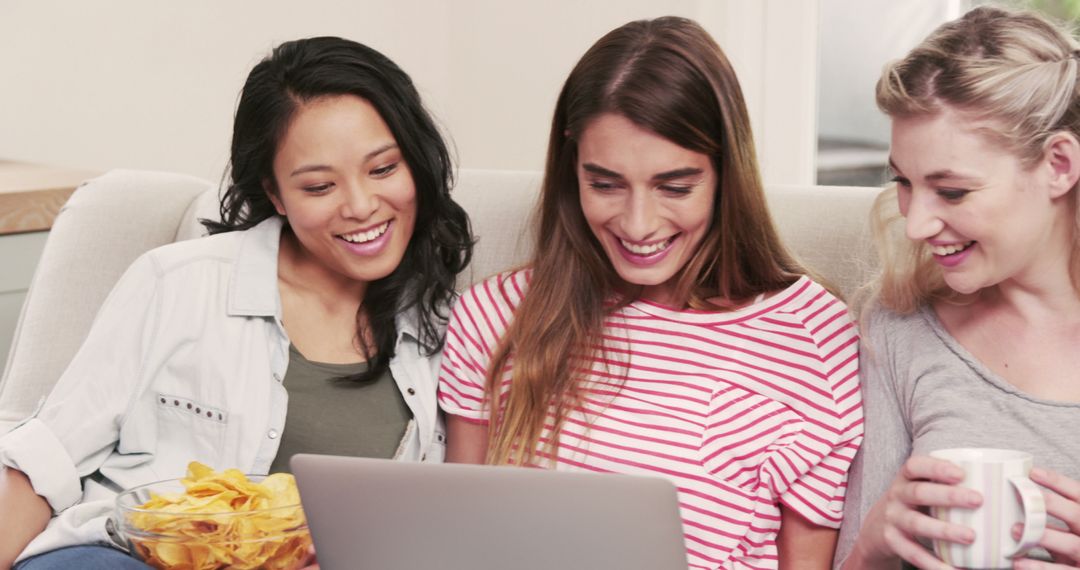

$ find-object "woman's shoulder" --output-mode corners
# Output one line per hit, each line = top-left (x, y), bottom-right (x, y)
(456, 269), (531, 312)
(860, 300), (932, 342)
(145, 229), (243, 267)
(141, 219), (279, 276)
(758, 275), (851, 321)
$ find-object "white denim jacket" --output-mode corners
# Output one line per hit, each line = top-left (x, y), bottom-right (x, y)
(0, 217), (446, 562)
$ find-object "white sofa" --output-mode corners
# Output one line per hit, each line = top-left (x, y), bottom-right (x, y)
(0, 169), (881, 432)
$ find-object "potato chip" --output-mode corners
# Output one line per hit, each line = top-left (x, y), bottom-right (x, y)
(120, 461), (312, 570)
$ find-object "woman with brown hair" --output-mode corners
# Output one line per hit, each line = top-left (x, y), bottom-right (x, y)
(438, 16), (863, 569)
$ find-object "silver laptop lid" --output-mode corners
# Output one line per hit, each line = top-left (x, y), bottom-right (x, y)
(291, 454), (688, 570)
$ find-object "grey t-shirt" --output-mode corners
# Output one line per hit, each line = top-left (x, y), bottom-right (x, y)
(268, 344), (413, 474)
(835, 304), (1080, 568)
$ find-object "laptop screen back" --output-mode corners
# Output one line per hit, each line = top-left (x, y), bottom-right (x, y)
(291, 454), (688, 570)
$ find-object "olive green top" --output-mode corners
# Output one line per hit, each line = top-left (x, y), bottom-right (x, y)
(269, 344), (412, 473)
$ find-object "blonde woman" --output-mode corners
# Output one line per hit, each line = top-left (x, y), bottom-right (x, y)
(438, 17), (863, 570)
(835, 7), (1080, 570)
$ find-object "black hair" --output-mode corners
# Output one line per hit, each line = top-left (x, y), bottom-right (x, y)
(204, 36), (473, 381)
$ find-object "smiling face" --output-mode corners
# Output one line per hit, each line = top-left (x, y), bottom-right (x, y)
(576, 113), (717, 304)
(890, 109), (1072, 295)
(268, 94), (417, 287)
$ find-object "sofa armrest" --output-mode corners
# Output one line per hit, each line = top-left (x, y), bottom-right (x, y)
(0, 170), (213, 427)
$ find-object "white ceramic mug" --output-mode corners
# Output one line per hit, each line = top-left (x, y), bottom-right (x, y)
(929, 448), (1047, 569)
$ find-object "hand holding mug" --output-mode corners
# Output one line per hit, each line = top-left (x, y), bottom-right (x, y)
(929, 448), (1046, 569)
(845, 454), (982, 570)
(1013, 467), (1080, 569)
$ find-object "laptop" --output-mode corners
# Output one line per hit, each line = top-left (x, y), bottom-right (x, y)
(291, 454), (689, 570)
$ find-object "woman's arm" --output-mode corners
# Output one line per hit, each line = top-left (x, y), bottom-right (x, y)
(437, 277), (524, 464)
(0, 467), (50, 569)
(778, 505), (838, 569)
(834, 307), (913, 569)
(840, 455), (976, 570)
(0, 256), (165, 518)
(836, 309), (982, 569)
(445, 415), (488, 464)
(0, 254), (170, 569)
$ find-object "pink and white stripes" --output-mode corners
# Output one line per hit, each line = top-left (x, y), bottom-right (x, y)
(438, 271), (864, 569)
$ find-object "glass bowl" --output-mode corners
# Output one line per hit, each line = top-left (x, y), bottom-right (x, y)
(114, 476), (312, 570)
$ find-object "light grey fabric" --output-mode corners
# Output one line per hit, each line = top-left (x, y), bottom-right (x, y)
(451, 169), (541, 286)
(450, 171), (882, 301)
(766, 184), (880, 303)
(0, 168), (882, 438)
(175, 185), (220, 241)
(834, 304), (1080, 568)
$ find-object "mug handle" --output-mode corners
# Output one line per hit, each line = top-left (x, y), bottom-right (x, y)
(1007, 476), (1047, 557)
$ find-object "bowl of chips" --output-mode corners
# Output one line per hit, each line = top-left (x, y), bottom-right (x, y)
(114, 462), (313, 570)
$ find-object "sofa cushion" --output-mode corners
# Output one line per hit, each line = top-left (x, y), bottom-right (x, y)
(452, 169), (540, 286)
(766, 184), (881, 302)
(0, 169), (881, 434)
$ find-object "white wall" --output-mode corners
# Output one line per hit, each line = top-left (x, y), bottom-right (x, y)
(716, 1), (819, 185)
(0, 0), (818, 185)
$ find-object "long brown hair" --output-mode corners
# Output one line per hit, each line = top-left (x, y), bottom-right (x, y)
(484, 16), (807, 465)
(871, 6), (1080, 314)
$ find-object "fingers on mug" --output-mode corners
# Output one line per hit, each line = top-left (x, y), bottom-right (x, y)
(929, 448), (1047, 569)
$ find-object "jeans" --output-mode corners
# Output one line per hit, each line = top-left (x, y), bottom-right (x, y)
(14, 545), (150, 570)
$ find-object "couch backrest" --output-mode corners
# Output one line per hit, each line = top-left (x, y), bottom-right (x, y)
(451, 170), (540, 284)
(766, 183), (880, 300)
(0, 168), (881, 431)
(449, 171), (883, 301)
(160, 168), (886, 297)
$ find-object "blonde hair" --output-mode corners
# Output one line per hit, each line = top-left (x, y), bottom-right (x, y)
(871, 5), (1080, 313)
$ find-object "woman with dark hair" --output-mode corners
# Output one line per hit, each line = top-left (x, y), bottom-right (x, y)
(437, 17), (862, 570)
(0, 36), (471, 569)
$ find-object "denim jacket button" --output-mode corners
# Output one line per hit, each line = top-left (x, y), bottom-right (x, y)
(407, 387), (416, 396)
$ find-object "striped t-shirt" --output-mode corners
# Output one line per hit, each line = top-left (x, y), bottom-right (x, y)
(438, 271), (863, 569)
